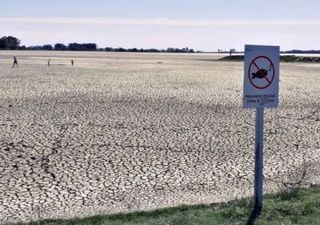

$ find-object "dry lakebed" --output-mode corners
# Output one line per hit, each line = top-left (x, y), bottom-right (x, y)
(0, 51), (319, 223)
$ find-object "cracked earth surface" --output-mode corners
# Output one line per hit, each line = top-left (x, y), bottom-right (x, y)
(0, 51), (319, 223)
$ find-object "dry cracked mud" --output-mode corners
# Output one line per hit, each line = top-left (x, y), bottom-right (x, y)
(0, 51), (319, 223)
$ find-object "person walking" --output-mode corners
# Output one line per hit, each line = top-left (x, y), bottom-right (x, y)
(12, 56), (18, 68)
(48, 59), (51, 66)
(71, 59), (74, 66)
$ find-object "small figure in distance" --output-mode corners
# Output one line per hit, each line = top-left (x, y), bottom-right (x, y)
(12, 56), (18, 68)
(71, 59), (74, 66)
(48, 59), (51, 67)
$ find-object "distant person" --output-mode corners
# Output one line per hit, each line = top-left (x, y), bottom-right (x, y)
(71, 59), (74, 66)
(48, 59), (51, 67)
(12, 56), (18, 68)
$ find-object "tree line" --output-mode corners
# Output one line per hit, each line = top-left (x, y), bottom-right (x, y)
(0, 35), (195, 53)
(283, 49), (320, 54)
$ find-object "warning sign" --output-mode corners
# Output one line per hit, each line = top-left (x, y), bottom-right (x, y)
(249, 56), (275, 89)
(243, 45), (280, 108)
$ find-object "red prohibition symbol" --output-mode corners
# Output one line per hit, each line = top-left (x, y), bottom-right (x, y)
(248, 56), (275, 89)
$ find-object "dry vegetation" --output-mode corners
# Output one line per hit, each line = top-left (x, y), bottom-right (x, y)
(0, 51), (319, 223)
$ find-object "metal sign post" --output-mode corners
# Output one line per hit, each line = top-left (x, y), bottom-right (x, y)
(254, 107), (264, 215)
(243, 45), (279, 225)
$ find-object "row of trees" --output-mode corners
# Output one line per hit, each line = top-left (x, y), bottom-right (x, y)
(284, 49), (320, 54)
(0, 35), (196, 53)
(2, 35), (320, 54)
(21, 43), (97, 51)
(54, 43), (97, 51)
(0, 36), (97, 51)
(104, 47), (195, 53)
(21, 44), (195, 53)
(25, 44), (195, 53)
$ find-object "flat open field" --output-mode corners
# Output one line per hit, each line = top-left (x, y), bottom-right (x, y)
(0, 51), (319, 223)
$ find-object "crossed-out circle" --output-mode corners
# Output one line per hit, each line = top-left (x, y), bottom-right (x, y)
(248, 56), (275, 89)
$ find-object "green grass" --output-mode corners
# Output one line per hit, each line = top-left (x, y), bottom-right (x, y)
(280, 55), (299, 62)
(8, 186), (320, 225)
(217, 55), (244, 61)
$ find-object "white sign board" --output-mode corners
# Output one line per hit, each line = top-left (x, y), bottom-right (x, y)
(243, 45), (280, 108)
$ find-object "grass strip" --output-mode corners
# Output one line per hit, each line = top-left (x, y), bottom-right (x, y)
(7, 186), (320, 225)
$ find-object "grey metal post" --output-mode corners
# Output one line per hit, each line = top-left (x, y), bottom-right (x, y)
(246, 107), (265, 225)
(254, 107), (264, 214)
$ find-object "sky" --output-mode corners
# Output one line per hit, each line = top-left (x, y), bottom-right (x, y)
(1, 0), (320, 51)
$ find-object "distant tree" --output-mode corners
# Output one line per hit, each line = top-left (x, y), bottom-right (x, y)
(105, 47), (113, 51)
(54, 43), (67, 50)
(68, 43), (97, 51)
(68, 43), (79, 50)
(42, 44), (53, 50)
(148, 48), (160, 52)
(85, 43), (97, 51)
(28, 46), (43, 50)
(19, 45), (26, 50)
(129, 48), (138, 52)
(167, 47), (172, 52)
(0, 36), (20, 49)
(182, 47), (189, 52)
(115, 47), (126, 52)
(0, 38), (6, 49)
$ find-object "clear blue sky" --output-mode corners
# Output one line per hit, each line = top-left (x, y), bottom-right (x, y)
(1, 0), (320, 51)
